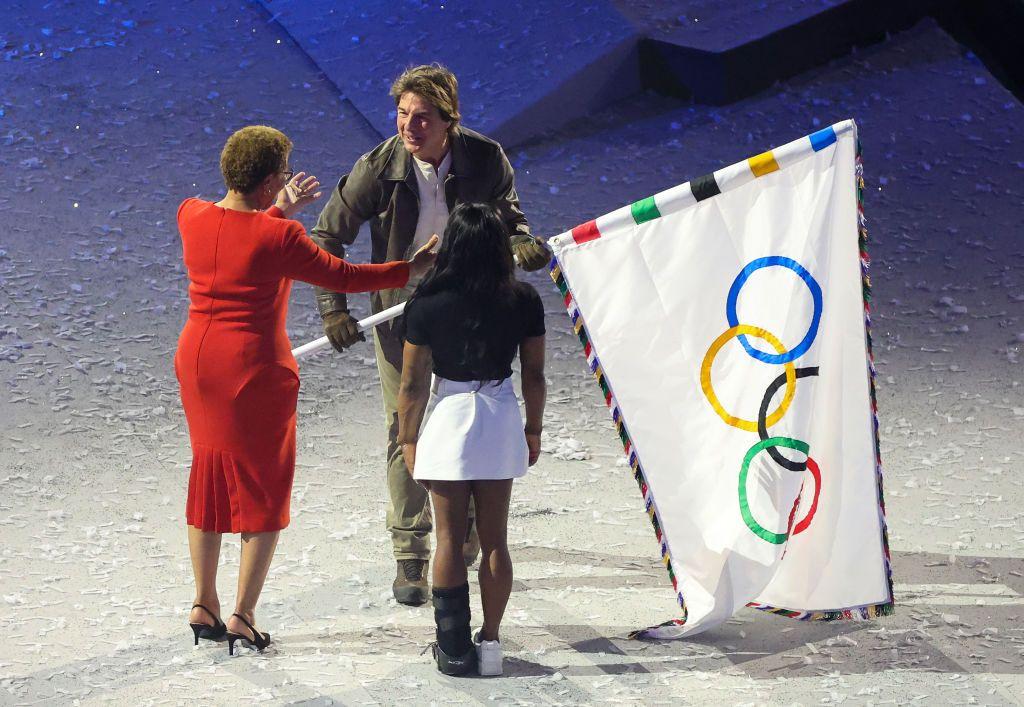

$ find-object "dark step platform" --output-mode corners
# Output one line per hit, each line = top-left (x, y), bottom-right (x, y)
(256, 0), (1020, 146)
(255, 0), (641, 148)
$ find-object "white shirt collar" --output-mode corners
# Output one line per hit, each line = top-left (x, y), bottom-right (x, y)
(412, 151), (451, 180)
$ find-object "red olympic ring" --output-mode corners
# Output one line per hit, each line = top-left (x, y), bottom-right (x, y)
(790, 457), (821, 536)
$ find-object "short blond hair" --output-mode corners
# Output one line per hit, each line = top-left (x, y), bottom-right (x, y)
(390, 64), (461, 128)
(219, 125), (292, 193)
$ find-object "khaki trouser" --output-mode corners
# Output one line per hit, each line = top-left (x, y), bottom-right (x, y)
(374, 320), (433, 560)
(373, 296), (477, 561)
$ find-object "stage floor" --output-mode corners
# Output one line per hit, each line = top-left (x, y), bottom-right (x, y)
(1, 1), (1022, 704)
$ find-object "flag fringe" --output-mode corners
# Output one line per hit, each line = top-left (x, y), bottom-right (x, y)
(745, 136), (896, 623)
(550, 260), (690, 631)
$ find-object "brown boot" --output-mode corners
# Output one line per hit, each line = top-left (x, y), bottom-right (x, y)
(393, 559), (429, 606)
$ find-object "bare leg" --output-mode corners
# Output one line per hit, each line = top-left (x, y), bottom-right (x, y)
(472, 479), (513, 641)
(429, 481), (471, 589)
(188, 525), (222, 624)
(227, 530), (280, 638)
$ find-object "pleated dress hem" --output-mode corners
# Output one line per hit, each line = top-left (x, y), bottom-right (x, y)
(185, 443), (291, 534)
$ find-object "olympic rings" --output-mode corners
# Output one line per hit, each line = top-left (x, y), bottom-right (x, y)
(700, 325), (796, 432)
(738, 437), (809, 544)
(726, 256), (822, 364)
(701, 256), (825, 544)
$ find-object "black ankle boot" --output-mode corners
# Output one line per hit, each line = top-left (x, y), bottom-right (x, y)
(431, 584), (475, 675)
(431, 641), (476, 676)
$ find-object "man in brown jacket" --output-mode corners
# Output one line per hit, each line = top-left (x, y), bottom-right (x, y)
(310, 64), (549, 606)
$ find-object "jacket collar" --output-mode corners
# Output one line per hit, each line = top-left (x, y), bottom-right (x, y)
(380, 127), (474, 182)
(448, 128), (475, 178)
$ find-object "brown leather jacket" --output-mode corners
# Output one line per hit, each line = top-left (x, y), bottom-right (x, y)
(310, 126), (531, 319)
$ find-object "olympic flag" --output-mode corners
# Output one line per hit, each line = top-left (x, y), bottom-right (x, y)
(548, 120), (893, 639)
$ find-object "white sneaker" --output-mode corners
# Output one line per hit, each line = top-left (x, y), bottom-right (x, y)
(474, 630), (503, 676)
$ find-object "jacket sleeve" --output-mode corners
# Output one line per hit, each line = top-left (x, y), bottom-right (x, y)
(279, 222), (409, 294)
(309, 156), (381, 317)
(490, 146), (531, 240)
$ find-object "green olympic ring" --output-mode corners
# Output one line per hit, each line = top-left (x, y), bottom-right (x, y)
(738, 436), (810, 544)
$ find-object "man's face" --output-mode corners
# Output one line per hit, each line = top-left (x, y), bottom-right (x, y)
(396, 91), (451, 164)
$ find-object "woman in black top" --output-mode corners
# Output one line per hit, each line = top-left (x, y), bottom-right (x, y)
(397, 203), (546, 676)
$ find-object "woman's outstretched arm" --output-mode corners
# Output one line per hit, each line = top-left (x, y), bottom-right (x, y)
(276, 222), (409, 293)
(276, 226), (436, 295)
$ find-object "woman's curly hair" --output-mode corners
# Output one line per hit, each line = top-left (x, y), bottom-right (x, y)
(219, 125), (292, 194)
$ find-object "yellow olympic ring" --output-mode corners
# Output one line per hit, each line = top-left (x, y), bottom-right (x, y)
(700, 325), (796, 432)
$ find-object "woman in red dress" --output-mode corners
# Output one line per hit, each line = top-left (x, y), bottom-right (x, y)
(177, 126), (437, 654)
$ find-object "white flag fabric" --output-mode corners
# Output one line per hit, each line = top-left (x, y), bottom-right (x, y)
(548, 120), (893, 639)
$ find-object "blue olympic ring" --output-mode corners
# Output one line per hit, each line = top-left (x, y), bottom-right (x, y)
(725, 256), (822, 364)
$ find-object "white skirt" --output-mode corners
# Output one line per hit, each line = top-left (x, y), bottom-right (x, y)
(413, 377), (528, 481)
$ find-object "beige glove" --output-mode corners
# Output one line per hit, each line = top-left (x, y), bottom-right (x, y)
(511, 235), (551, 272)
(323, 311), (364, 352)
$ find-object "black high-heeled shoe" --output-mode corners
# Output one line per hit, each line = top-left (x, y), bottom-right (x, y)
(189, 604), (227, 645)
(226, 613), (271, 655)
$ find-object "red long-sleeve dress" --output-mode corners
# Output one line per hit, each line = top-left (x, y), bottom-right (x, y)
(175, 199), (409, 533)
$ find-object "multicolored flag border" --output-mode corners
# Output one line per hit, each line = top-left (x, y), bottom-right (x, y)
(547, 119), (895, 638)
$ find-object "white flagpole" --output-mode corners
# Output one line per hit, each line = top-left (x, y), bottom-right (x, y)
(291, 255), (524, 359)
(291, 301), (407, 358)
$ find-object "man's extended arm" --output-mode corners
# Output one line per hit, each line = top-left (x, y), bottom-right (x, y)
(309, 156), (380, 318)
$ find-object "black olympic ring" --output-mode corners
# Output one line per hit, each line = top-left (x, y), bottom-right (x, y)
(757, 366), (820, 471)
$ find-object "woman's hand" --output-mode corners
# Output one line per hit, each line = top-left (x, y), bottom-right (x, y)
(402, 442), (430, 490)
(408, 235), (439, 280)
(525, 431), (541, 466)
(399, 442), (415, 475)
(401, 441), (416, 474)
(275, 172), (322, 217)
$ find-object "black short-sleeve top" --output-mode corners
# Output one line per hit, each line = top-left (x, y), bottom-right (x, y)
(404, 281), (545, 382)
